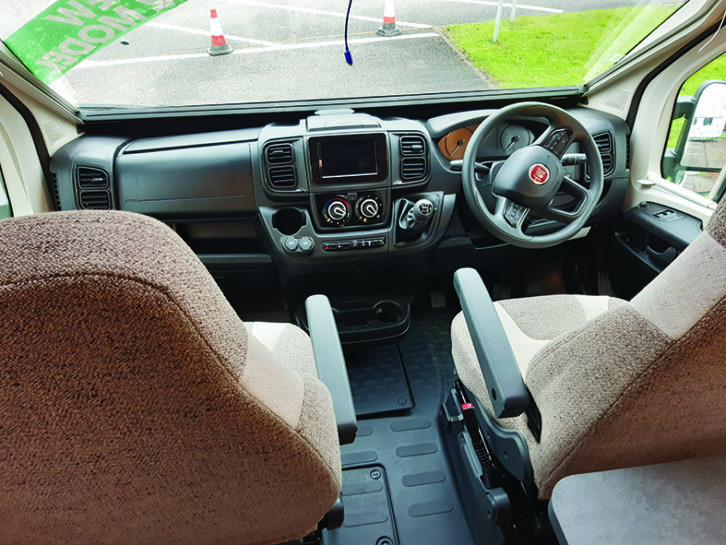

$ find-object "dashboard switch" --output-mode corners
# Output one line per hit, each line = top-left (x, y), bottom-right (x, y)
(282, 236), (299, 252)
(299, 237), (314, 252)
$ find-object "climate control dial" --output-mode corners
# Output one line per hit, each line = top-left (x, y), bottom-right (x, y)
(322, 197), (352, 226)
(355, 194), (383, 223)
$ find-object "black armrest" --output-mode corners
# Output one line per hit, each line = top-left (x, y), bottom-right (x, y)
(305, 294), (358, 445)
(453, 268), (530, 418)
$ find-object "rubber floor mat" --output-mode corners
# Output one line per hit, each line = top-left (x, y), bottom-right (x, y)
(344, 344), (413, 417)
(330, 309), (474, 545)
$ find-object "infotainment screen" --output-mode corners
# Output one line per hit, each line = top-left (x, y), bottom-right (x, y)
(309, 134), (387, 184)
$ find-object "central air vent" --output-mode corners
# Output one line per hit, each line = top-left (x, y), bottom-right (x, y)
(398, 133), (428, 182)
(593, 132), (614, 176)
(400, 135), (426, 156)
(401, 158), (427, 180)
(268, 166), (297, 188)
(75, 166), (111, 210)
(265, 143), (294, 165)
(264, 142), (298, 190)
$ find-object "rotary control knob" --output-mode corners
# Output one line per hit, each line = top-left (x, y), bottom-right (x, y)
(322, 198), (352, 226)
(356, 195), (383, 223)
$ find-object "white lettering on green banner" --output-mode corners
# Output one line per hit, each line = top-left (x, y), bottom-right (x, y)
(5, 0), (189, 84)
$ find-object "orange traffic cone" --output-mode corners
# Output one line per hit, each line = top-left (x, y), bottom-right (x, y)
(377, 0), (401, 37)
(208, 8), (233, 56)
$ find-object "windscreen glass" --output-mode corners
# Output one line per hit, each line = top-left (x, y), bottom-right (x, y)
(1, 0), (689, 109)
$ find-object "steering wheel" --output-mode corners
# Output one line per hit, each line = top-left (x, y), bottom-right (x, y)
(462, 102), (604, 249)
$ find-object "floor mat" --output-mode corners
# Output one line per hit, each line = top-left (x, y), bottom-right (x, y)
(326, 308), (474, 545)
(345, 344), (413, 417)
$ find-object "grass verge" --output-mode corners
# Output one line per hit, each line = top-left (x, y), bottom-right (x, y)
(444, 6), (678, 89)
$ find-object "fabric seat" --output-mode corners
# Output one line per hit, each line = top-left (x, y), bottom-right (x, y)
(452, 199), (726, 498)
(0, 211), (341, 545)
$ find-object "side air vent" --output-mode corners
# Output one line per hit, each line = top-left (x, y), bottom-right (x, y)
(79, 191), (111, 210)
(50, 172), (61, 210)
(265, 143), (294, 165)
(75, 166), (111, 210)
(401, 158), (427, 180)
(268, 166), (297, 188)
(400, 135), (426, 156)
(398, 133), (428, 182)
(625, 136), (631, 169)
(593, 132), (614, 176)
(77, 166), (109, 189)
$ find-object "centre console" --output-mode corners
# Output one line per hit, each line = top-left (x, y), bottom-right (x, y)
(255, 110), (456, 342)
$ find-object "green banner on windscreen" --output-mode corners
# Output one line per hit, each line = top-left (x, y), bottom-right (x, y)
(5, 0), (189, 84)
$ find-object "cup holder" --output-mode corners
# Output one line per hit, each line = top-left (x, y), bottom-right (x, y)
(333, 299), (409, 343)
(272, 208), (306, 236)
(373, 301), (404, 324)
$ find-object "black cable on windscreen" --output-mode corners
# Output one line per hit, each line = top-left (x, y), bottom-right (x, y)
(344, 0), (353, 65)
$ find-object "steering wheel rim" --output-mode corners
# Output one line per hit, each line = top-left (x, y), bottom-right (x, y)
(462, 102), (604, 249)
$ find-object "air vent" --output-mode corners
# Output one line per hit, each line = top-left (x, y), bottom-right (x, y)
(74, 166), (112, 210)
(79, 191), (111, 210)
(625, 136), (631, 169)
(400, 135), (426, 156)
(265, 143), (294, 165)
(77, 166), (109, 189)
(51, 172), (61, 210)
(268, 166), (297, 188)
(593, 132), (614, 176)
(401, 158), (427, 181)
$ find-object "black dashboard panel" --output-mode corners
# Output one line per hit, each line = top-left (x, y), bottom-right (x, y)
(117, 140), (255, 217)
(49, 105), (631, 276)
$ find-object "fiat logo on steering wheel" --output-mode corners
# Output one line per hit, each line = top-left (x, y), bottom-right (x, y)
(528, 164), (550, 185)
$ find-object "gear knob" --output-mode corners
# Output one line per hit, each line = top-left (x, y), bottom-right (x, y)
(412, 199), (434, 221)
(402, 198), (435, 231)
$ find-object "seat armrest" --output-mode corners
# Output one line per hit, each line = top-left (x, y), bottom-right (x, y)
(453, 268), (530, 418)
(305, 294), (358, 445)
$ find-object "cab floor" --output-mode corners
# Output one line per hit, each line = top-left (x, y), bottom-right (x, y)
(325, 308), (475, 545)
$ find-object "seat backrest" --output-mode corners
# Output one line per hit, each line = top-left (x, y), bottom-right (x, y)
(0, 211), (340, 545)
(525, 199), (726, 497)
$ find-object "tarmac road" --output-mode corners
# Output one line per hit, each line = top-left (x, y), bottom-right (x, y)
(2, 0), (681, 107)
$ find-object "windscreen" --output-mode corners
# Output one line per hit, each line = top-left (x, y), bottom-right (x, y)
(0, 0), (688, 109)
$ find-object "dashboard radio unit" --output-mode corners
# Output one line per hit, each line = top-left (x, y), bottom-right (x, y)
(309, 134), (388, 184)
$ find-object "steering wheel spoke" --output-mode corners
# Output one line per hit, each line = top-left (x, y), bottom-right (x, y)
(535, 126), (575, 158)
(539, 176), (590, 223)
(494, 197), (530, 231)
(560, 175), (589, 199)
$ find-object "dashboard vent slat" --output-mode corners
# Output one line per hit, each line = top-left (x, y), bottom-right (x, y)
(401, 158), (427, 181)
(625, 136), (631, 169)
(79, 191), (111, 210)
(593, 132), (615, 176)
(77, 167), (109, 189)
(265, 143), (294, 165)
(268, 166), (297, 188)
(400, 135), (426, 156)
(51, 172), (61, 210)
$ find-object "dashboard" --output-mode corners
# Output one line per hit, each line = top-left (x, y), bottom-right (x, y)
(49, 106), (630, 286)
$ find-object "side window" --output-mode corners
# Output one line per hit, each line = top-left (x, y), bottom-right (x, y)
(662, 53), (726, 201)
(0, 165), (11, 219)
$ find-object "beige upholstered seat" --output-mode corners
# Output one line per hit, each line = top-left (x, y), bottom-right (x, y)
(0, 211), (341, 545)
(452, 199), (726, 498)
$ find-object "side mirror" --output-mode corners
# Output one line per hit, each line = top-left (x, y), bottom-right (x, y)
(668, 80), (726, 199)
